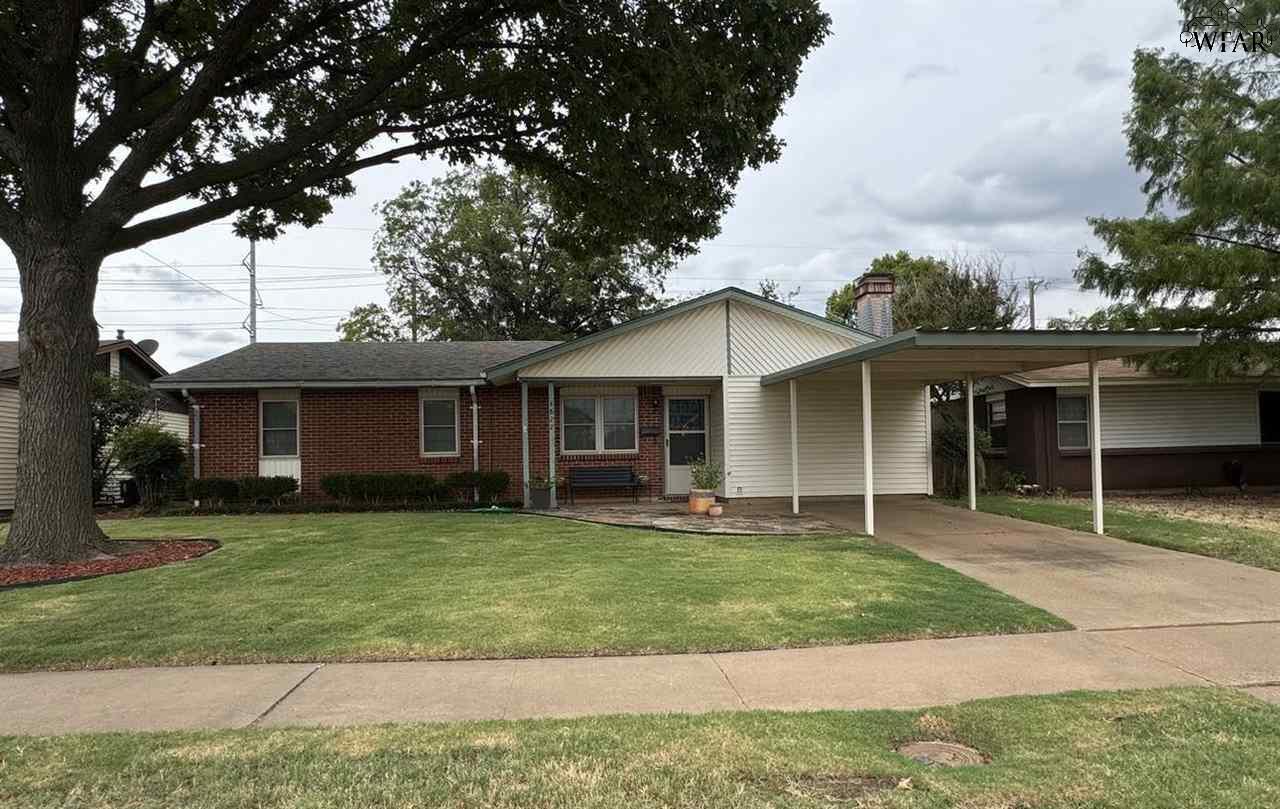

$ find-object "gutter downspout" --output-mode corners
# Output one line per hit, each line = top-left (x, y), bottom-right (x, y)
(470, 384), (480, 502)
(184, 389), (202, 508)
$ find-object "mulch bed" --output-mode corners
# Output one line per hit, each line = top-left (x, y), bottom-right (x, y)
(0, 539), (219, 589)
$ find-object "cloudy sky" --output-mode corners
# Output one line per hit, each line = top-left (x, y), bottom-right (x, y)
(0, 0), (1187, 372)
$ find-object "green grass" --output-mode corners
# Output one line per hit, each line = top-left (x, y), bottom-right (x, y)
(2, 688), (1277, 808)
(969, 495), (1280, 571)
(0, 513), (1066, 672)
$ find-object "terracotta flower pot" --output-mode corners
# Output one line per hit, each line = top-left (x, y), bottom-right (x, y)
(707, 504), (724, 518)
(688, 488), (716, 514)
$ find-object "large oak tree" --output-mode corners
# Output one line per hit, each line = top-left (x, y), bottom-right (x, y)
(0, 0), (828, 562)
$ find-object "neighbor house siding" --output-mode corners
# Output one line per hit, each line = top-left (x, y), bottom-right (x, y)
(1054, 384), (1261, 449)
(0, 384), (17, 511)
(727, 300), (861, 375)
(522, 304), (728, 378)
(723, 375), (928, 498)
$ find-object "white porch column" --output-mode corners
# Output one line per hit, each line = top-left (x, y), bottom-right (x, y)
(861, 361), (874, 536)
(923, 385), (934, 496)
(1089, 355), (1104, 534)
(547, 382), (557, 509)
(966, 374), (976, 511)
(521, 381), (530, 508)
(789, 379), (799, 515)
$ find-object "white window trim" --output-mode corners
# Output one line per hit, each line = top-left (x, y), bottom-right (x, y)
(1056, 392), (1090, 450)
(259, 397), (300, 459)
(420, 387), (461, 458)
(560, 393), (640, 456)
(987, 397), (1007, 427)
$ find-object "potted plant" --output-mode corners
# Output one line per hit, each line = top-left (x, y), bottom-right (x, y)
(529, 474), (559, 509)
(688, 456), (721, 515)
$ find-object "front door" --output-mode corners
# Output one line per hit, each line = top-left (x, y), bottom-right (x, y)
(665, 397), (708, 495)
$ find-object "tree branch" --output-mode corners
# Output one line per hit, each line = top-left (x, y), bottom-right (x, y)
(1189, 230), (1280, 256)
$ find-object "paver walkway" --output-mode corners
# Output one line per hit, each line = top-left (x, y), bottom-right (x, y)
(3, 622), (1278, 735)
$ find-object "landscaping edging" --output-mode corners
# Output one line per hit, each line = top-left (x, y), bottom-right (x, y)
(0, 539), (221, 590)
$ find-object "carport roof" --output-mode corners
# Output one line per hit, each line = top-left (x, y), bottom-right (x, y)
(760, 329), (1203, 386)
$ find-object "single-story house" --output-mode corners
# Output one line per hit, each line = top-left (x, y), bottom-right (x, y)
(974, 360), (1280, 491)
(154, 277), (1200, 535)
(0, 334), (189, 512)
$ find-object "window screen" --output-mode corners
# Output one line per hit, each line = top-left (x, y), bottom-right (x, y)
(261, 401), (298, 456)
(563, 397), (597, 452)
(1056, 395), (1089, 449)
(422, 398), (457, 454)
(602, 397), (636, 451)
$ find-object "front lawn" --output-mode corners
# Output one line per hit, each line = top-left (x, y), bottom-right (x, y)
(970, 495), (1280, 571)
(0, 513), (1066, 672)
(3, 688), (1277, 808)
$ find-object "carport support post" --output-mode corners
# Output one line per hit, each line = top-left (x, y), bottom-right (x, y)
(861, 361), (874, 537)
(1089, 355), (1104, 534)
(521, 382), (530, 509)
(789, 378), (799, 515)
(547, 382), (557, 509)
(965, 374), (976, 511)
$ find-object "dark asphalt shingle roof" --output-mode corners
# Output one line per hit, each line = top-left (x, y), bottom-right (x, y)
(155, 341), (562, 386)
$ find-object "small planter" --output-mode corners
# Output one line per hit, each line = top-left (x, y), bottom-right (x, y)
(707, 504), (724, 518)
(688, 488), (716, 515)
(530, 486), (554, 510)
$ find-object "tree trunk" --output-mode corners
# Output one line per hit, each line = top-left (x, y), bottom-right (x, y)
(1, 247), (108, 564)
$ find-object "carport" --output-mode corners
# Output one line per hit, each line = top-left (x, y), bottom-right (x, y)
(762, 329), (1202, 537)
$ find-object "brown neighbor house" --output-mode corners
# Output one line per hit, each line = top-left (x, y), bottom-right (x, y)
(153, 282), (1202, 534)
(973, 361), (1280, 491)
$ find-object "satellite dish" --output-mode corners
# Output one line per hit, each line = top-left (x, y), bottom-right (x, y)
(137, 339), (160, 356)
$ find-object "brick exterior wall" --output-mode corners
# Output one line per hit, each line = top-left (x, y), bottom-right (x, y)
(190, 383), (667, 502)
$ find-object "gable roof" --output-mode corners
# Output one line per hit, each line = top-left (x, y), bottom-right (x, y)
(483, 286), (873, 382)
(153, 341), (560, 389)
(0, 339), (168, 380)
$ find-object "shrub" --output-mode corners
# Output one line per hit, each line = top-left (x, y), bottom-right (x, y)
(115, 424), (187, 506)
(238, 476), (298, 505)
(445, 470), (511, 503)
(689, 456), (722, 491)
(319, 472), (447, 505)
(187, 477), (240, 506)
(934, 414), (991, 497)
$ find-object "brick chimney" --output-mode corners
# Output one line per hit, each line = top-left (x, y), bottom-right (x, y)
(853, 273), (896, 338)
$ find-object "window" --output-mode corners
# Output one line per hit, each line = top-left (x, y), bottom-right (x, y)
(561, 394), (637, 453)
(421, 390), (459, 456)
(1261, 390), (1280, 444)
(987, 397), (1007, 449)
(261, 400), (298, 457)
(1056, 395), (1089, 449)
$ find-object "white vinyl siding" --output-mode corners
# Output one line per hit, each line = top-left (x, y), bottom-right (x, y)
(728, 300), (862, 375)
(1059, 384), (1262, 449)
(523, 304), (727, 378)
(0, 386), (17, 511)
(723, 375), (928, 497)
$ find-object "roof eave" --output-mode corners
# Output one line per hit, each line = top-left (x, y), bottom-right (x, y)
(153, 378), (488, 390)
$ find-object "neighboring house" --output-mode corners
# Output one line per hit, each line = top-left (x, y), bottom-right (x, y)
(974, 361), (1280, 491)
(154, 279), (1199, 530)
(0, 334), (188, 512)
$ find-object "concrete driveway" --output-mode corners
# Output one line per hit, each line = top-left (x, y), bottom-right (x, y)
(806, 496), (1280, 630)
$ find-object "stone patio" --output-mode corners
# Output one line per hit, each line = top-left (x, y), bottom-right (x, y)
(528, 500), (838, 535)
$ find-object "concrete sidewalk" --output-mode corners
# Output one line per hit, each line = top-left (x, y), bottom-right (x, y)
(4, 622), (1278, 735)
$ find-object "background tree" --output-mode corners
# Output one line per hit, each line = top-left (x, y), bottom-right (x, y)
(826, 251), (1022, 400)
(0, 1), (828, 562)
(340, 167), (672, 341)
(1075, 1), (1280, 379)
(756, 278), (800, 305)
(90, 373), (151, 503)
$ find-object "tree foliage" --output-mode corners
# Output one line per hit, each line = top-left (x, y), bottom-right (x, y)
(826, 251), (1022, 333)
(757, 278), (799, 305)
(339, 167), (672, 341)
(114, 424), (186, 506)
(90, 372), (151, 503)
(0, 0), (828, 561)
(1075, 1), (1280, 378)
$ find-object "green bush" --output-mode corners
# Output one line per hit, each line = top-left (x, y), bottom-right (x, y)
(238, 476), (299, 505)
(319, 472), (448, 504)
(187, 477), (240, 506)
(445, 470), (511, 504)
(689, 456), (722, 491)
(934, 413), (991, 497)
(115, 424), (187, 506)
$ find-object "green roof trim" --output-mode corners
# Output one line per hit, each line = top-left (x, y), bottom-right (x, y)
(482, 286), (873, 381)
(759, 329), (1204, 386)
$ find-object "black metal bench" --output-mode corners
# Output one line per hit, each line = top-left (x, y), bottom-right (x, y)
(566, 467), (643, 504)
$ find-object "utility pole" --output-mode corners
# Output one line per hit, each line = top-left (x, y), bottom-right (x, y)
(243, 238), (258, 343)
(1026, 278), (1047, 330)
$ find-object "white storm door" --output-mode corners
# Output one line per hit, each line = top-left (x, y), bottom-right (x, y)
(665, 397), (708, 495)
